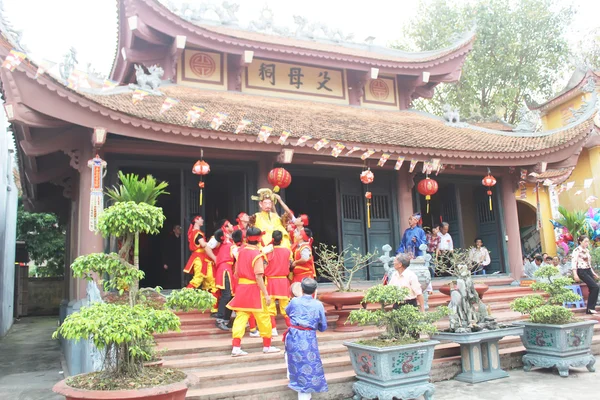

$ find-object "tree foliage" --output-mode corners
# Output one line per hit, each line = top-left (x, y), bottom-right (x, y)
(395, 0), (574, 124)
(106, 171), (169, 206)
(16, 203), (65, 277)
(557, 206), (586, 240)
(314, 244), (377, 291)
(510, 265), (580, 324)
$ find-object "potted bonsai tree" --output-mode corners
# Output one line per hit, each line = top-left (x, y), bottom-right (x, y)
(52, 172), (215, 399)
(315, 244), (377, 331)
(344, 284), (449, 400)
(511, 265), (597, 377)
(435, 248), (490, 299)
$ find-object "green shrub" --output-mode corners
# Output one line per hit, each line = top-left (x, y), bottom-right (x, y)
(166, 288), (216, 312)
(347, 284), (449, 343)
(510, 265), (581, 324)
(53, 303), (180, 376)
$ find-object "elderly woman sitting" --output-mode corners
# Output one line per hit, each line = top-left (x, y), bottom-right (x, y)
(388, 253), (425, 312)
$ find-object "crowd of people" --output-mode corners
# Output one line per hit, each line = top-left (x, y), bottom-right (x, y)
(180, 188), (327, 399)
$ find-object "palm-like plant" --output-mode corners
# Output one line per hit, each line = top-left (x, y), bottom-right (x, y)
(105, 171), (169, 281)
(106, 171), (169, 206)
(557, 206), (586, 240)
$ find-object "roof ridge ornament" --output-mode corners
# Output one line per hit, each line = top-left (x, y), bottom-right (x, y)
(442, 104), (467, 127)
(514, 104), (541, 133)
(581, 76), (597, 93)
(0, 0), (27, 52)
(59, 47), (78, 81)
(568, 95), (594, 124)
(163, 0), (239, 26)
(131, 64), (164, 92)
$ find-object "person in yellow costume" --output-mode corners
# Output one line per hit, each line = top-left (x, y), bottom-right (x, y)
(250, 188), (292, 249)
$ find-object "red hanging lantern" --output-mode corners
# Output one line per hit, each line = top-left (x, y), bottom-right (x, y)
(267, 168), (292, 193)
(360, 169), (375, 228)
(360, 169), (374, 184)
(482, 172), (497, 211)
(192, 152), (210, 206)
(417, 177), (439, 213)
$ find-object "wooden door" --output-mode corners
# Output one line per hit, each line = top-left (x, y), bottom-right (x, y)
(339, 177), (368, 280)
(474, 190), (504, 273)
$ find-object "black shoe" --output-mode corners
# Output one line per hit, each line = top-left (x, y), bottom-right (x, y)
(216, 320), (231, 331)
(211, 312), (221, 319)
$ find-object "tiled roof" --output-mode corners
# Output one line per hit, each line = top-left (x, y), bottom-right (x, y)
(83, 85), (596, 157)
(197, 24), (476, 65)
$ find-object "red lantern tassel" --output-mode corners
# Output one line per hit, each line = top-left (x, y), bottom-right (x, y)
(367, 200), (371, 229)
(487, 190), (493, 211)
(426, 195), (431, 213)
(200, 189), (203, 206)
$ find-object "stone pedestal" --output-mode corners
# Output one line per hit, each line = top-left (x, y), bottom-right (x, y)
(433, 326), (524, 383)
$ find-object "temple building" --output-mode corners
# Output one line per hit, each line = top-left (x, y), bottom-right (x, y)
(2, 0), (598, 324)
(518, 68), (600, 256)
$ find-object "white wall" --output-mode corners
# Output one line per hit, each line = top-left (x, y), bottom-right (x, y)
(0, 103), (18, 337)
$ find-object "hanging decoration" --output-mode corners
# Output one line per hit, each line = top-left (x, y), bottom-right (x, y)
(102, 79), (118, 91)
(278, 130), (291, 145)
(192, 150), (210, 206)
(409, 159), (418, 173)
(360, 150), (374, 160)
(346, 146), (361, 156)
(186, 106), (206, 124)
(132, 89), (149, 105)
(2, 49), (26, 71)
(34, 66), (46, 79)
(210, 113), (228, 130)
(160, 97), (179, 114)
(234, 118), (252, 134)
(295, 135), (312, 146)
(313, 138), (329, 151)
(268, 167), (292, 193)
(87, 154), (107, 232)
(377, 153), (390, 167)
(417, 176), (438, 213)
(394, 156), (405, 171)
(360, 168), (375, 229)
(331, 143), (346, 158)
(482, 169), (497, 211)
(257, 125), (273, 142)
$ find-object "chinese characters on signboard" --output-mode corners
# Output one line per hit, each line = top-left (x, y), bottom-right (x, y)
(246, 58), (346, 101)
(363, 76), (398, 107)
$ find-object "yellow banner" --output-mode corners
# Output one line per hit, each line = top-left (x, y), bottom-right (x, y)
(245, 58), (346, 101)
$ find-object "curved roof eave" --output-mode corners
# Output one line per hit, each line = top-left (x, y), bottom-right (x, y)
(123, 0), (476, 69)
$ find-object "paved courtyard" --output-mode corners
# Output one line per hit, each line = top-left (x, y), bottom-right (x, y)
(0, 316), (597, 400)
(431, 360), (598, 400)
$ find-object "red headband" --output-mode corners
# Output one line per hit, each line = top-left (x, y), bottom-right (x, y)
(247, 235), (262, 242)
(299, 214), (309, 227)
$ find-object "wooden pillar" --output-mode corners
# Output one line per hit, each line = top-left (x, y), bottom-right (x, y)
(396, 168), (413, 236)
(257, 155), (275, 189)
(75, 142), (104, 300)
(500, 177), (524, 282)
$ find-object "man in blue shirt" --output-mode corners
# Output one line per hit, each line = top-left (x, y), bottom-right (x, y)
(397, 213), (427, 257)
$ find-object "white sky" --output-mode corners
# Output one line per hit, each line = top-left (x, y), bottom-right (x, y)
(3, 0), (600, 79)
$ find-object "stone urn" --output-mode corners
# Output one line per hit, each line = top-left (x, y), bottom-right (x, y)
(439, 282), (490, 299)
(514, 319), (597, 377)
(407, 256), (432, 293)
(344, 340), (439, 400)
(319, 291), (365, 332)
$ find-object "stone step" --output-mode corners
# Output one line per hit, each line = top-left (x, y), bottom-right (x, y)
(190, 355), (351, 389)
(184, 333), (600, 399)
(163, 342), (349, 370)
(157, 328), (382, 357)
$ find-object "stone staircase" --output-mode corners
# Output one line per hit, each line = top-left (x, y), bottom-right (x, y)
(155, 285), (600, 400)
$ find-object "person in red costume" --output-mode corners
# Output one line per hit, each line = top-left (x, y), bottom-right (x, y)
(232, 212), (249, 242)
(273, 194), (309, 251)
(291, 228), (316, 283)
(227, 226), (280, 357)
(264, 230), (292, 337)
(212, 221), (236, 331)
(183, 216), (217, 307)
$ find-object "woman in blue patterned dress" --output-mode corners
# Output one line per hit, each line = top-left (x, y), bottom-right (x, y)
(284, 278), (328, 399)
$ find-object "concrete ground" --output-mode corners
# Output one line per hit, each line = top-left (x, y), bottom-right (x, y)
(0, 316), (597, 400)
(0, 316), (63, 400)
(431, 359), (599, 400)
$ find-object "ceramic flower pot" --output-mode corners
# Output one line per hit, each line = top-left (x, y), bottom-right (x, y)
(319, 291), (365, 332)
(439, 283), (489, 299)
(514, 320), (597, 377)
(53, 372), (189, 400)
(344, 340), (438, 400)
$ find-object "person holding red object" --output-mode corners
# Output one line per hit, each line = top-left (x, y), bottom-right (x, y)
(291, 228), (316, 284)
(213, 222), (236, 331)
(264, 230), (292, 336)
(183, 216), (217, 306)
(227, 227), (280, 357)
